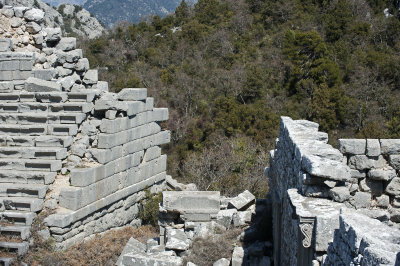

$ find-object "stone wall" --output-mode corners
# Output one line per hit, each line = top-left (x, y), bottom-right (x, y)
(268, 116), (400, 265)
(0, 2), (170, 261)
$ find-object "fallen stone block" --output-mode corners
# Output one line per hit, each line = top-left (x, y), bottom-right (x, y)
(302, 155), (352, 182)
(25, 77), (61, 92)
(228, 190), (255, 211)
(83, 69), (98, 85)
(122, 251), (183, 266)
(231, 246), (246, 266)
(162, 191), (220, 214)
(165, 228), (190, 251)
(116, 237), (146, 266)
(117, 88), (147, 101)
(56, 37), (76, 51)
(233, 210), (252, 226)
(24, 8), (44, 22)
(216, 209), (237, 228)
(328, 187), (350, 203)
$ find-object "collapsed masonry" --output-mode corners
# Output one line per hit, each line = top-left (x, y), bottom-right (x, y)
(0, 3), (169, 263)
(118, 189), (272, 266)
(268, 117), (400, 265)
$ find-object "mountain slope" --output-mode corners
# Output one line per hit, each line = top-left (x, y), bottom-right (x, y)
(83, 0), (183, 26)
(42, 0), (86, 6)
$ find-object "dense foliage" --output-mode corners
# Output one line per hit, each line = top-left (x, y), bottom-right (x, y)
(80, 0), (400, 197)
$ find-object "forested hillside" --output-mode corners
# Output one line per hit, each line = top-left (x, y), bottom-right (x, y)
(79, 0), (400, 197)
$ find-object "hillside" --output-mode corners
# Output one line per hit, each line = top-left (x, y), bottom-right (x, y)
(83, 0), (186, 26)
(42, 0), (86, 6)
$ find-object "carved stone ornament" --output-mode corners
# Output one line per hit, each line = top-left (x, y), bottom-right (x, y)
(299, 217), (314, 248)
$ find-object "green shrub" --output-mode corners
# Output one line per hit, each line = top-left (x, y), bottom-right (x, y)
(138, 188), (162, 226)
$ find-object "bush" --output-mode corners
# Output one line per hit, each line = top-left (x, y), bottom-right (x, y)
(138, 188), (162, 226)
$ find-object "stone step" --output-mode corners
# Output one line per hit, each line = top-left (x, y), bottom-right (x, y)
(0, 170), (56, 185)
(0, 211), (36, 226)
(0, 112), (87, 125)
(0, 124), (46, 136)
(0, 257), (14, 266)
(0, 226), (30, 240)
(0, 135), (73, 148)
(0, 102), (93, 113)
(0, 184), (48, 198)
(0, 197), (43, 212)
(0, 147), (67, 160)
(0, 241), (29, 256)
(67, 91), (96, 102)
(47, 124), (78, 136)
(0, 158), (61, 172)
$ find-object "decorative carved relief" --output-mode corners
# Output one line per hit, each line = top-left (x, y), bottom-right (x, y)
(299, 217), (314, 248)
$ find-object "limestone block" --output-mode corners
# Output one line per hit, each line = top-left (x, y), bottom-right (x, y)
(366, 139), (380, 156)
(0, 81), (13, 92)
(33, 33), (44, 45)
(338, 139), (366, 155)
(145, 97), (154, 110)
(165, 228), (190, 251)
(359, 179), (383, 196)
(380, 139), (400, 155)
(228, 190), (255, 211)
(162, 191), (220, 214)
(143, 146), (161, 162)
(0, 70), (13, 81)
(231, 246), (246, 266)
(302, 154), (352, 182)
(25, 77), (61, 92)
(351, 192), (371, 209)
(328, 187), (350, 203)
(116, 237), (146, 266)
(65, 49), (82, 63)
(24, 8), (44, 22)
(83, 69), (98, 85)
(26, 22), (41, 34)
(122, 252), (183, 266)
(13, 7), (28, 17)
(117, 88), (147, 101)
(375, 195), (390, 208)
(58, 76), (75, 91)
(34, 69), (55, 81)
(0, 39), (12, 52)
(75, 58), (89, 72)
(56, 38), (76, 51)
(96, 81), (108, 92)
(367, 167), (396, 181)
(213, 258), (230, 266)
(153, 108), (169, 122)
(350, 169), (366, 179)
(0, 61), (19, 71)
(216, 209), (237, 228)
(389, 155), (400, 170)
(233, 210), (252, 226)
(348, 155), (386, 170)
(10, 17), (23, 28)
(385, 177), (400, 196)
(1, 7), (14, 17)
(44, 27), (62, 42)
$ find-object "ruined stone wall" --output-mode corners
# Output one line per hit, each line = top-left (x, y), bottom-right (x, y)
(0, 3), (170, 260)
(268, 116), (400, 266)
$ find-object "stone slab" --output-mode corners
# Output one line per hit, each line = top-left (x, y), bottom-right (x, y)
(162, 191), (220, 214)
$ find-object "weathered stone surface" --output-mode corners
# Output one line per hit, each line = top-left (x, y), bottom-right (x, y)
(385, 177), (400, 196)
(302, 155), (352, 182)
(83, 69), (98, 85)
(117, 88), (147, 101)
(338, 139), (366, 155)
(24, 8), (44, 22)
(375, 195), (390, 208)
(228, 190), (255, 211)
(389, 155), (400, 170)
(233, 210), (252, 226)
(368, 167), (396, 181)
(366, 139), (381, 156)
(44, 27), (62, 42)
(213, 258), (230, 266)
(165, 228), (190, 251)
(328, 187), (350, 203)
(351, 192), (371, 209)
(216, 209), (237, 228)
(122, 252), (183, 266)
(359, 179), (383, 196)
(116, 237), (146, 266)
(380, 139), (400, 155)
(56, 37), (76, 51)
(231, 246), (246, 266)
(0, 39), (11, 52)
(26, 21), (41, 33)
(162, 191), (220, 214)
(25, 77), (61, 92)
(75, 58), (89, 72)
(348, 155), (386, 170)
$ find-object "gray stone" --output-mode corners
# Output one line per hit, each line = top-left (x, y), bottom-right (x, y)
(367, 167), (396, 181)
(146, 238), (158, 252)
(117, 88), (147, 101)
(233, 211), (252, 226)
(328, 187), (350, 203)
(350, 169), (366, 179)
(38, 228), (50, 241)
(348, 155), (386, 170)
(216, 209), (237, 228)
(0, 39), (11, 52)
(75, 58), (89, 72)
(24, 8), (44, 22)
(56, 37), (76, 51)
(359, 179), (383, 196)
(338, 139), (366, 155)
(33, 33), (44, 45)
(389, 155), (400, 170)
(10, 17), (23, 28)
(376, 195), (390, 208)
(351, 192), (371, 209)
(83, 69), (98, 85)
(389, 208), (400, 223)
(357, 208), (390, 222)
(380, 139), (400, 155)
(13, 7), (28, 17)
(59, 76), (75, 91)
(366, 139), (381, 157)
(165, 228), (190, 251)
(26, 22), (41, 34)
(385, 177), (400, 196)
(228, 190), (255, 211)
(44, 27), (62, 42)
(116, 237), (146, 266)
(162, 191), (220, 214)
(231, 246), (246, 266)
(302, 154), (352, 182)
(34, 69), (55, 81)
(213, 258), (230, 266)
(122, 252), (183, 266)
(25, 77), (61, 92)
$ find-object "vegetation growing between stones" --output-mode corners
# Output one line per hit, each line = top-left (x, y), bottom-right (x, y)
(138, 188), (163, 227)
(79, 0), (400, 195)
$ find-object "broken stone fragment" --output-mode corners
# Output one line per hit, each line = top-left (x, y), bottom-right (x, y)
(338, 139), (366, 155)
(231, 246), (246, 266)
(228, 190), (255, 211)
(165, 228), (190, 251)
(24, 8), (44, 22)
(25, 77), (61, 92)
(83, 69), (98, 85)
(350, 192), (371, 209)
(367, 167), (396, 181)
(122, 252), (183, 266)
(213, 258), (230, 266)
(44, 27), (62, 42)
(385, 177), (400, 196)
(117, 88), (147, 101)
(302, 155), (352, 182)
(56, 37), (76, 51)
(328, 187), (350, 203)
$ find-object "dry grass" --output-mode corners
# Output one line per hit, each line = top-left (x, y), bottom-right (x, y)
(183, 228), (243, 266)
(22, 225), (158, 266)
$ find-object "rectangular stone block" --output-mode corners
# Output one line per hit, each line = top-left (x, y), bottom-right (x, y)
(0, 38), (12, 52)
(380, 139), (400, 155)
(153, 108), (169, 122)
(0, 81), (13, 92)
(33, 69), (55, 81)
(0, 60), (19, 70)
(0, 70), (13, 80)
(162, 191), (220, 214)
(25, 77), (61, 92)
(13, 70), (32, 80)
(19, 60), (33, 71)
(117, 88), (147, 101)
(143, 146), (161, 162)
(338, 139), (366, 155)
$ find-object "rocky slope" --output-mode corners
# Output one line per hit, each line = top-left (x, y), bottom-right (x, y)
(83, 0), (183, 26)
(5, 0), (104, 38)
